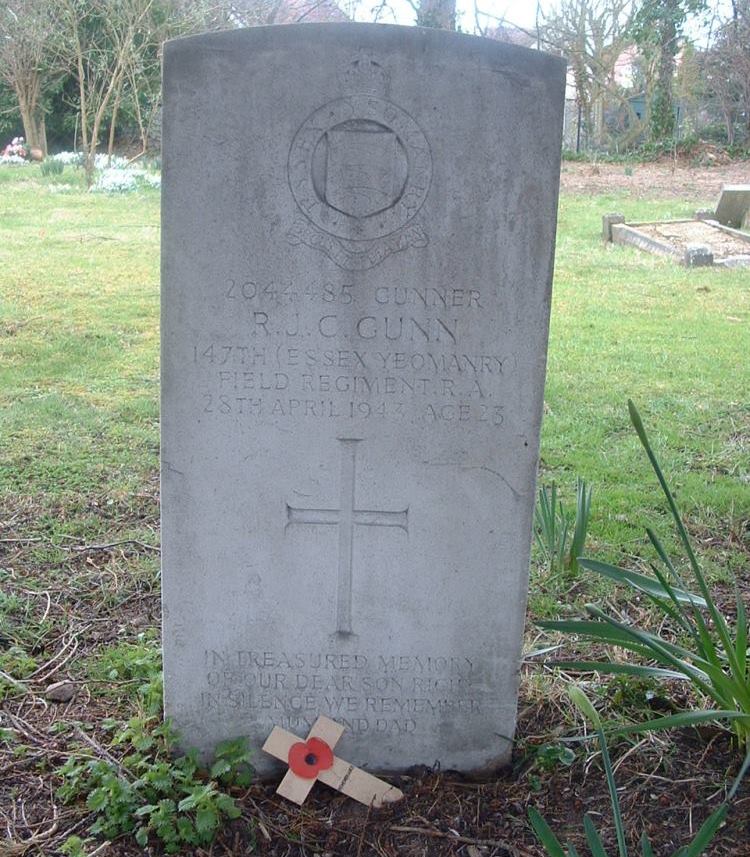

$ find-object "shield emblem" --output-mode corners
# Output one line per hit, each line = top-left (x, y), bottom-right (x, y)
(325, 127), (398, 218)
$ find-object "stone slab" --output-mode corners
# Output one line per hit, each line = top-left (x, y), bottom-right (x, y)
(684, 244), (713, 267)
(602, 213), (625, 242)
(715, 184), (750, 229)
(161, 23), (565, 775)
(611, 223), (679, 259)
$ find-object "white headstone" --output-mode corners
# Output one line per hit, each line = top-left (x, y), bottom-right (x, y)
(161, 23), (565, 775)
(715, 184), (750, 229)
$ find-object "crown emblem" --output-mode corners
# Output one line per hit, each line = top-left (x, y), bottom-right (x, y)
(339, 53), (389, 97)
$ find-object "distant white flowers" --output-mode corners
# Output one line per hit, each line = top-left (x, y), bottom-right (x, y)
(50, 151), (130, 170)
(0, 154), (30, 166)
(48, 151), (161, 193)
(0, 146), (161, 192)
(92, 167), (161, 193)
(50, 151), (83, 166)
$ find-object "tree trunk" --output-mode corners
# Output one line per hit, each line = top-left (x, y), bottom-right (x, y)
(723, 103), (735, 145)
(650, 1), (678, 142)
(416, 0), (456, 30)
(108, 85), (122, 163)
(15, 78), (46, 154)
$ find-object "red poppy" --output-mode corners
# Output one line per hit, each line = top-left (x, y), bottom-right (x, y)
(287, 737), (334, 779)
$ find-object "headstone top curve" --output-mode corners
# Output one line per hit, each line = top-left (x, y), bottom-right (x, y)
(163, 22), (567, 82)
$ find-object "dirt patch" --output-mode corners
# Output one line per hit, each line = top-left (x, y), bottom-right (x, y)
(2, 690), (749, 856)
(560, 159), (750, 201)
(634, 220), (750, 261)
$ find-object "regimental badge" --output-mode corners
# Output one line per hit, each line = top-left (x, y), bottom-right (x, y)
(287, 54), (432, 271)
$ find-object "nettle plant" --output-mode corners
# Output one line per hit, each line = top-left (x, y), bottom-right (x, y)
(58, 718), (252, 854)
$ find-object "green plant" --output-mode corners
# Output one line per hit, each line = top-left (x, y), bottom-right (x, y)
(529, 686), (749, 857)
(0, 645), (36, 699)
(57, 718), (252, 854)
(86, 636), (164, 714)
(40, 158), (64, 176)
(540, 401), (750, 748)
(59, 836), (90, 857)
(534, 742), (577, 772)
(534, 478), (593, 577)
(210, 736), (253, 788)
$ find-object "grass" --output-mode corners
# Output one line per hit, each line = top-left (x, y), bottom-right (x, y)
(0, 162), (748, 852)
(2, 165), (748, 604)
(540, 193), (749, 606)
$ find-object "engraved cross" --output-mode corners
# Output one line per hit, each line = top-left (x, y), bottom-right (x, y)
(286, 438), (408, 635)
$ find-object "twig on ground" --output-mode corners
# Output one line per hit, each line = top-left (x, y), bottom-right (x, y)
(68, 540), (160, 553)
(28, 634), (79, 684)
(72, 726), (132, 782)
(389, 824), (530, 854)
(0, 671), (29, 695)
(0, 809), (58, 856)
(355, 800), (372, 857)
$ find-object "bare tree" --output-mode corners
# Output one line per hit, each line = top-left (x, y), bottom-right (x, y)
(115, 0), (234, 161)
(541, 0), (636, 149)
(413, 0), (455, 29)
(704, 0), (750, 143)
(0, 0), (57, 154)
(55, 0), (145, 181)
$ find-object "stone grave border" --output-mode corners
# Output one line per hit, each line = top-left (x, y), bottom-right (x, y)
(602, 213), (750, 268)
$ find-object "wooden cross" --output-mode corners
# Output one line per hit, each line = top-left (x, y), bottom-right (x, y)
(262, 715), (404, 807)
(286, 438), (408, 635)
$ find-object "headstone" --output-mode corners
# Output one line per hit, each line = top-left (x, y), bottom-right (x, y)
(714, 184), (750, 229)
(161, 23), (565, 775)
(684, 244), (714, 267)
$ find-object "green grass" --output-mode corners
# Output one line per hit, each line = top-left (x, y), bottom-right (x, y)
(0, 164), (748, 622)
(0, 164), (160, 516)
(539, 193), (749, 609)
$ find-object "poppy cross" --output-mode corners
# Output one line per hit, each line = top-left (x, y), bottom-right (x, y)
(262, 715), (404, 807)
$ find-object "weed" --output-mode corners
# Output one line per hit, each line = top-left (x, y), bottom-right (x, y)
(0, 645), (36, 698)
(533, 742), (576, 772)
(88, 637), (161, 683)
(85, 636), (163, 714)
(59, 836), (90, 857)
(58, 717), (252, 854)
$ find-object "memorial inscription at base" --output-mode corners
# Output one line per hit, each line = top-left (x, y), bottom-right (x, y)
(161, 23), (565, 774)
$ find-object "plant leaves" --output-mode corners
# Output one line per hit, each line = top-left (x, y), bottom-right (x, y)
(677, 804), (728, 857)
(583, 814), (611, 857)
(528, 807), (567, 857)
(578, 558), (706, 607)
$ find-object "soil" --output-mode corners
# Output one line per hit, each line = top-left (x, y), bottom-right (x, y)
(633, 220), (750, 261)
(560, 157), (750, 201)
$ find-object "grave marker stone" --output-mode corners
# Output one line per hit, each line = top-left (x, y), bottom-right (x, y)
(161, 23), (565, 775)
(715, 184), (750, 229)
